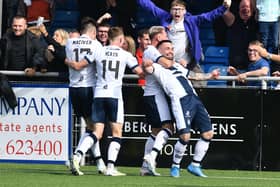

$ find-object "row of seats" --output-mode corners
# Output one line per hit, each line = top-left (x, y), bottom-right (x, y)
(201, 46), (229, 86)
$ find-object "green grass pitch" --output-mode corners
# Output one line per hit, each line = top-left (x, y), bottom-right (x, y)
(0, 163), (280, 187)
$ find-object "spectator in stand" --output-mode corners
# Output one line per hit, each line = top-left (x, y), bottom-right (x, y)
(38, 23), (69, 80)
(135, 28), (151, 87)
(17, 0), (54, 28)
(227, 40), (270, 87)
(97, 22), (110, 46)
(2, 0), (20, 32)
(254, 0), (280, 80)
(122, 35), (137, 75)
(223, 0), (258, 72)
(137, 0), (231, 87)
(0, 16), (45, 77)
(104, 0), (137, 36)
(254, 0), (279, 55)
(122, 35), (136, 56)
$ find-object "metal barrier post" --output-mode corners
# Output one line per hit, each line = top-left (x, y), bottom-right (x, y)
(261, 80), (267, 90)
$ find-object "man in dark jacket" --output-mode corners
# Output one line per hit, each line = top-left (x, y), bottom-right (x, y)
(0, 15), (45, 77)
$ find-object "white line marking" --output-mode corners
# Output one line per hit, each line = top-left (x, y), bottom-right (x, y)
(210, 176), (280, 181)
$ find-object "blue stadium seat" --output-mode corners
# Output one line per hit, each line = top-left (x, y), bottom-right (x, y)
(50, 10), (80, 34)
(55, 0), (79, 11)
(202, 46), (229, 65)
(199, 23), (215, 51)
(203, 64), (228, 86)
(134, 7), (159, 30)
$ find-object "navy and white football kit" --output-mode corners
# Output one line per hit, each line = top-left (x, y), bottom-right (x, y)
(88, 45), (139, 124)
(151, 63), (212, 133)
(65, 34), (102, 118)
(143, 45), (173, 128)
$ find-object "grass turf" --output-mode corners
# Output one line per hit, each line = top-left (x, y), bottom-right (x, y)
(0, 163), (280, 187)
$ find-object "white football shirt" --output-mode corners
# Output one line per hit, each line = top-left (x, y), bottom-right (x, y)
(65, 34), (102, 87)
(143, 45), (165, 96)
(152, 63), (197, 98)
(93, 45), (138, 98)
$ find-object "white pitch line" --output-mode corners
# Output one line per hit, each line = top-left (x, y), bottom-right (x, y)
(210, 176), (280, 181)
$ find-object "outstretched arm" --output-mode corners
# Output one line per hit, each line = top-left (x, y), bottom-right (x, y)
(223, 8), (235, 26)
(137, 0), (169, 20)
(255, 46), (280, 63)
(195, 0), (230, 25)
(97, 13), (112, 24)
(188, 69), (220, 80)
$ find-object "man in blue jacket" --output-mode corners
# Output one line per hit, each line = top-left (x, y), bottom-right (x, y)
(137, 0), (231, 86)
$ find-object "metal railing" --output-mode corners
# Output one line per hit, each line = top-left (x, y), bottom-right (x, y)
(2, 71), (280, 90)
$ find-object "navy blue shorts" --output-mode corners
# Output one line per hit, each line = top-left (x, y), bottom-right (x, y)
(69, 87), (93, 118)
(143, 93), (173, 128)
(92, 97), (124, 124)
(175, 95), (212, 134)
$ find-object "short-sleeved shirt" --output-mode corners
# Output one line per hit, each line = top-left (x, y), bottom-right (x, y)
(93, 45), (138, 99)
(143, 45), (165, 96)
(247, 58), (270, 86)
(152, 63), (211, 133)
(65, 34), (102, 87)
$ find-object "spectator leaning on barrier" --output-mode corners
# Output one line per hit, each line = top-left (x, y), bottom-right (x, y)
(227, 40), (270, 87)
(0, 15), (45, 77)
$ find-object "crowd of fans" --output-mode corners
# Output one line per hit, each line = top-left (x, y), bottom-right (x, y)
(0, 0), (279, 87)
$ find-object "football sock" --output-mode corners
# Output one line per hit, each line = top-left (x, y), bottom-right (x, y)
(144, 134), (156, 155)
(107, 137), (121, 165)
(172, 138), (188, 168)
(192, 138), (210, 166)
(152, 128), (172, 159)
(91, 140), (101, 159)
(76, 132), (97, 155)
(142, 134), (155, 168)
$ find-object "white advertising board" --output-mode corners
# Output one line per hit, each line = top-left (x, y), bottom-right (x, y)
(0, 84), (71, 164)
